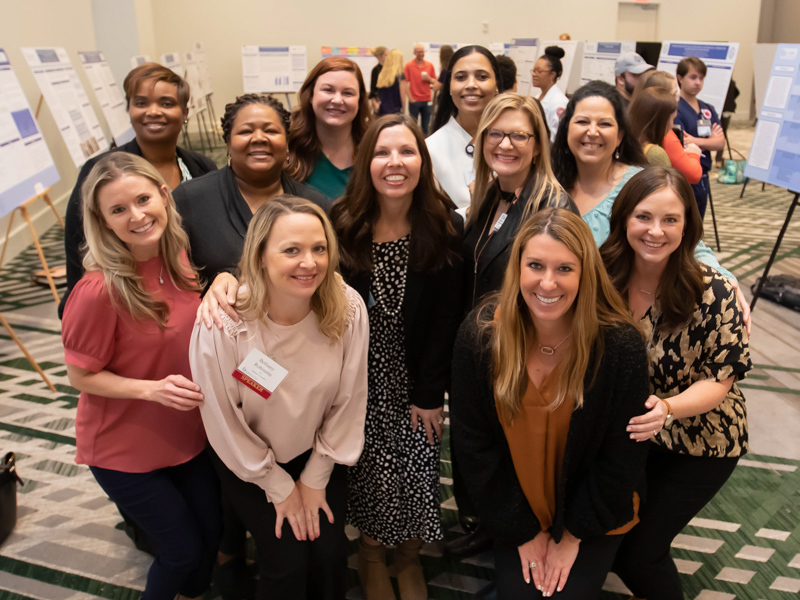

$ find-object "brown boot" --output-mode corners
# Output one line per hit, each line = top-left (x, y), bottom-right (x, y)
(358, 538), (396, 600)
(394, 538), (427, 600)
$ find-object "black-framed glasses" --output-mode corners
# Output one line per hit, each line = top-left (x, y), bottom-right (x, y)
(485, 129), (535, 148)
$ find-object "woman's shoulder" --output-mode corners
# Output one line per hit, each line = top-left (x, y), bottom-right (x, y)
(600, 322), (645, 358)
(173, 167), (225, 198)
(282, 174), (332, 213)
(701, 266), (737, 307)
(63, 272), (112, 319)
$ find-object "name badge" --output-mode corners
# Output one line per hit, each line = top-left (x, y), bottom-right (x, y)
(232, 349), (288, 400)
(697, 115), (712, 137)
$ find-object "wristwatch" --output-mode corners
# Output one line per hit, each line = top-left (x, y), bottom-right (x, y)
(661, 399), (674, 428)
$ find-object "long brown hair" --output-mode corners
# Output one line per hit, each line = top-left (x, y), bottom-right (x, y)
(628, 87), (677, 148)
(330, 114), (457, 274)
(489, 208), (635, 423)
(287, 57), (370, 182)
(599, 167), (705, 332)
(81, 153), (201, 327)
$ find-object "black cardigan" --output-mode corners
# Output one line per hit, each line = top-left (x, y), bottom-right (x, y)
(173, 166), (331, 292)
(342, 211), (465, 410)
(59, 139), (217, 318)
(450, 306), (650, 547)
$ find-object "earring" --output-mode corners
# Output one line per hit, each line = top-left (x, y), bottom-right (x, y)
(184, 119), (188, 125)
(227, 154), (231, 167)
(614, 147), (620, 160)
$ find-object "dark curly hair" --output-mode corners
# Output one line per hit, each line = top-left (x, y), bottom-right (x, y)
(221, 94), (291, 143)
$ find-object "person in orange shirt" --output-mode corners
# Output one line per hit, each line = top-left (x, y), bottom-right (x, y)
(404, 44), (441, 134)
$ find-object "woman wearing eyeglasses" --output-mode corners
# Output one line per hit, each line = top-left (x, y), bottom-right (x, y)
(531, 47), (569, 143)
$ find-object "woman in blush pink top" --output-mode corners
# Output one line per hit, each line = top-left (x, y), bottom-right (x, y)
(62, 153), (220, 600)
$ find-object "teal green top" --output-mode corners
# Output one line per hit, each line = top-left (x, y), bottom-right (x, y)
(584, 165), (733, 279)
(306, 152), (353, 201)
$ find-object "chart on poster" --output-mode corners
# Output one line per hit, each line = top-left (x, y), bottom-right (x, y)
(242, 46), (307, 93)
(321, 47), (377, 92)
(0, 49), (60, 216)
(509, 38), (539, 97)
(183, 52), (207, 116)
(78, 51), (134, 146)
(657, 41), (739, 117)
(745, 44), (800, 191)
(193, 42), (213, 96)
(580, 41), (636, 86)
(130, 55), (151, 69)
(160, 52), (184, 79)
(22, 46), (107, 168)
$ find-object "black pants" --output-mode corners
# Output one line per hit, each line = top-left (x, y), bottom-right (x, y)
(210, 448), (348, 600)
(90, 450), (222, 600)
(693, 172), (709, 220)
(612, 447), (739, 600)
(495, 535), (624, 599)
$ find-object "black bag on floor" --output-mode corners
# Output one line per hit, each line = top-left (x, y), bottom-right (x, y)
(0, 452), (23, 545)
(752, 275), (800, 311)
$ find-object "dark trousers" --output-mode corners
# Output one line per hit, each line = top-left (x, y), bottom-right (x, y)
(495, 535), (624, 599)
(692, 172), (709, 220)
(90, 450), (222, 600)
(409, 101), (432, 135)
(210, 448), (348, 600)
(612, 447), (739, 600)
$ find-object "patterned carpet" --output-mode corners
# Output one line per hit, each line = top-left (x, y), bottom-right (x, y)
(0, 142), (798, 599)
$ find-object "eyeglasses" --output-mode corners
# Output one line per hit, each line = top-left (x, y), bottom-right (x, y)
(531, 68), (552, 75)
(485, 129), (535, 148)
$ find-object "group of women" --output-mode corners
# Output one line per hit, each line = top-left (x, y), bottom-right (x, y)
(59, 45), (750, 600)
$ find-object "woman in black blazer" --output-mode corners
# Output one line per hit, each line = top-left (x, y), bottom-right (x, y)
(61, 63), (216, 318)
(330, 114), (463, 600)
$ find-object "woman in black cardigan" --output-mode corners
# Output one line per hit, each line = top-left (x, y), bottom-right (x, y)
(331, 114), (463, 600)
(60, 63), (216, 318)
(450, 208), (649, 599)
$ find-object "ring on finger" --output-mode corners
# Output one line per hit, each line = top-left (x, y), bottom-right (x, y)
(653, 429), (659, 437)
(529, 561), (537, 569)
(438, 418), (444, 425)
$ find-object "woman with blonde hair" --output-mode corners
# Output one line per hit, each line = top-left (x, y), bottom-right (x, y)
(451, 207), (650, 599)
(62, 152), (221, 600)
(374, 49), (408, 115)
(189, 195), (369, 600)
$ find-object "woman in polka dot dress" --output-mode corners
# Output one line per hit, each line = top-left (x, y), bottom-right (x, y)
(331, 114), (464, 600)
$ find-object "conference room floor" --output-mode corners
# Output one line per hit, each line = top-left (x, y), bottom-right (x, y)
(0, 122), (798, 599)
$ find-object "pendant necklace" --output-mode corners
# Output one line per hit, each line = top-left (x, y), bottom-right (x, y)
(539, 333), (571, 356)
(158, 263), (164, 285)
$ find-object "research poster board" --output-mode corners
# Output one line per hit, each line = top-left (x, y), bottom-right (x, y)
(242, 46), (308, 94)
(509, 38), (539, 97)
(130, 55), (151, 69)
(744, 44), (800, 192)
(0, 49), (60, 216)
(193, 42), (213, 96)
(490, 42), (511, 57)
(183, 52), (207, 116)
(657, 41), (739, 117)
(580, 41), (636, 86)
(321, 47), (377, 93)
(78, 51), (134, 146)
(753, 44), (779, 115)
(532, 40), (583, 96)
(160, 52), (184, 79)
(22, 46), (107, 168)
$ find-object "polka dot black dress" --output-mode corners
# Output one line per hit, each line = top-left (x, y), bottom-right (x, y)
(347, 235), (442, 545)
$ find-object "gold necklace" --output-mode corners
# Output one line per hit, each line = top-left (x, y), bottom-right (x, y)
(539, 333), (571, 355)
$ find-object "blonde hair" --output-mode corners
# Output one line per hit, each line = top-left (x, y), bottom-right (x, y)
(377, 49), (404, 88)
(488, 208), (636, 423)
(471, 93), (567, 226)
(235, 195), (349, 340)
(81, 153), (201, 328)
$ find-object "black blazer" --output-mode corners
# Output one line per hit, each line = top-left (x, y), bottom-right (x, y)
(343, 211), (465, 409)
(59, 139), (217, 318)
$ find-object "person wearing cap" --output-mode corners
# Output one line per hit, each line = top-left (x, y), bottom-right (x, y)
(369, 46), (387, 113)
(614, 52), (654, 111)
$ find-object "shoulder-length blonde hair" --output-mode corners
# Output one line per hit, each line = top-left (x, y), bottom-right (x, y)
(489, 208), (636, 423)
(81, 153), (200, 328)
(471, 93), (567, 226)
(235, 195), (349, 340)
(377, 49), (404, 88)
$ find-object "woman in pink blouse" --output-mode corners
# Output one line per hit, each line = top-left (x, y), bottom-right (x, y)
(189, 195), (369, 600)
(62, 153), (220, 600)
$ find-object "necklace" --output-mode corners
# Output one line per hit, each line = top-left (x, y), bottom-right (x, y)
(158, 263), (164, 285)
(639, 288), (654, 295)
(539, 333), (571, 355)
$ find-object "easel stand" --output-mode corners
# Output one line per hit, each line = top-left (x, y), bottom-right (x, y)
(707, 185), (721, 251)
(0, 312), (56, 393)
(205, 94), (223, 145)
(750, 190), (800, 310)
(740, 177), (766, 199)
(0, 188), (64, 303)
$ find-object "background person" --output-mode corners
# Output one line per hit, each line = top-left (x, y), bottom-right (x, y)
(532, 46), (569, 143)
(368, 46), (387, 113)
(374, 50), (408, 116)
(404, 44), (440, 134)
(628, 87), (678, 168)
(496, 55), (518, 93)
(614, 52), (654, 111)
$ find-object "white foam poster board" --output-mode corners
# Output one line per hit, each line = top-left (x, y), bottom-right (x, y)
(78, 50), (134, 146)
(509, 38), (539, 97)
(580, 41), (636, 86)
(242, 46), (308, 94)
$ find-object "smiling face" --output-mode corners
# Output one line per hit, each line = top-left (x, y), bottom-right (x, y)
(263, 213), (329, 306)
(97, 174), (169, 261)
(311, 70), (360, 130)
(626, 187), (685, 269)
(519, 234), (581, 329)
(450, 53), (497, 118)
(483, 108), (538, 191)
(677, 66), (705, 97)
(227, 103), (288, 183)
(370, 124), (422, 210)
(567, 96), (623, 168)
(128, 80), (186, 146)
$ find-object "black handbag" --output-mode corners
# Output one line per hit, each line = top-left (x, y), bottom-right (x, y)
(0, 452), (23, 545)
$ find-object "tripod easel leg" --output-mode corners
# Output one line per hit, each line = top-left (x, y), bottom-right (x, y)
(0, 210), (17, 271)
(707, 186), (721, 252)
(19, 206), (59, 303)
(42, 193), (64, 228)
(0, 312), (56, 393)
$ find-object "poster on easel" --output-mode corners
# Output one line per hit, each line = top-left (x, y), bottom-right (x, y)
(78, 51), (135, 146)
(532, 41), (583, 96)
(160, 52), (185, 79)
(321, 47), (377, 93)
(753, 44), (779, 115)
(242, 46), (308, 94)
(580, 41), (636, 86)
(0, 49), (60, 217)
(193, 42), (213, 96)
(130, 55), (151, 69)
(657, 41), (739, 117)
(21, 46), (107, 168)
(489, 42), (511, 58)
(509, 38), (539, 97)
(183, 52), (208, 117)
(745, 44), (800, 191)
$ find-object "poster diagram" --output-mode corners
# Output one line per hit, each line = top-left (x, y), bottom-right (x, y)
(183, 52), (207, 116)
(581, 41), (636, 86)
(242, 46), (308, 94)
(193, 42), (213, 96)
(130, 55), (151, 69)
(78, 50), (134, 146)
(160, 52), (184, 79)
(509, 38), (539, 97)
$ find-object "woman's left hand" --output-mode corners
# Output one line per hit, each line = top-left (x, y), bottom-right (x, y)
(542, 532), (580, 597)
(728, 278), (752, 336)
(410, 405), (444, 445)
(296, 481), (334, 542)
(627, 395), (668, 442)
